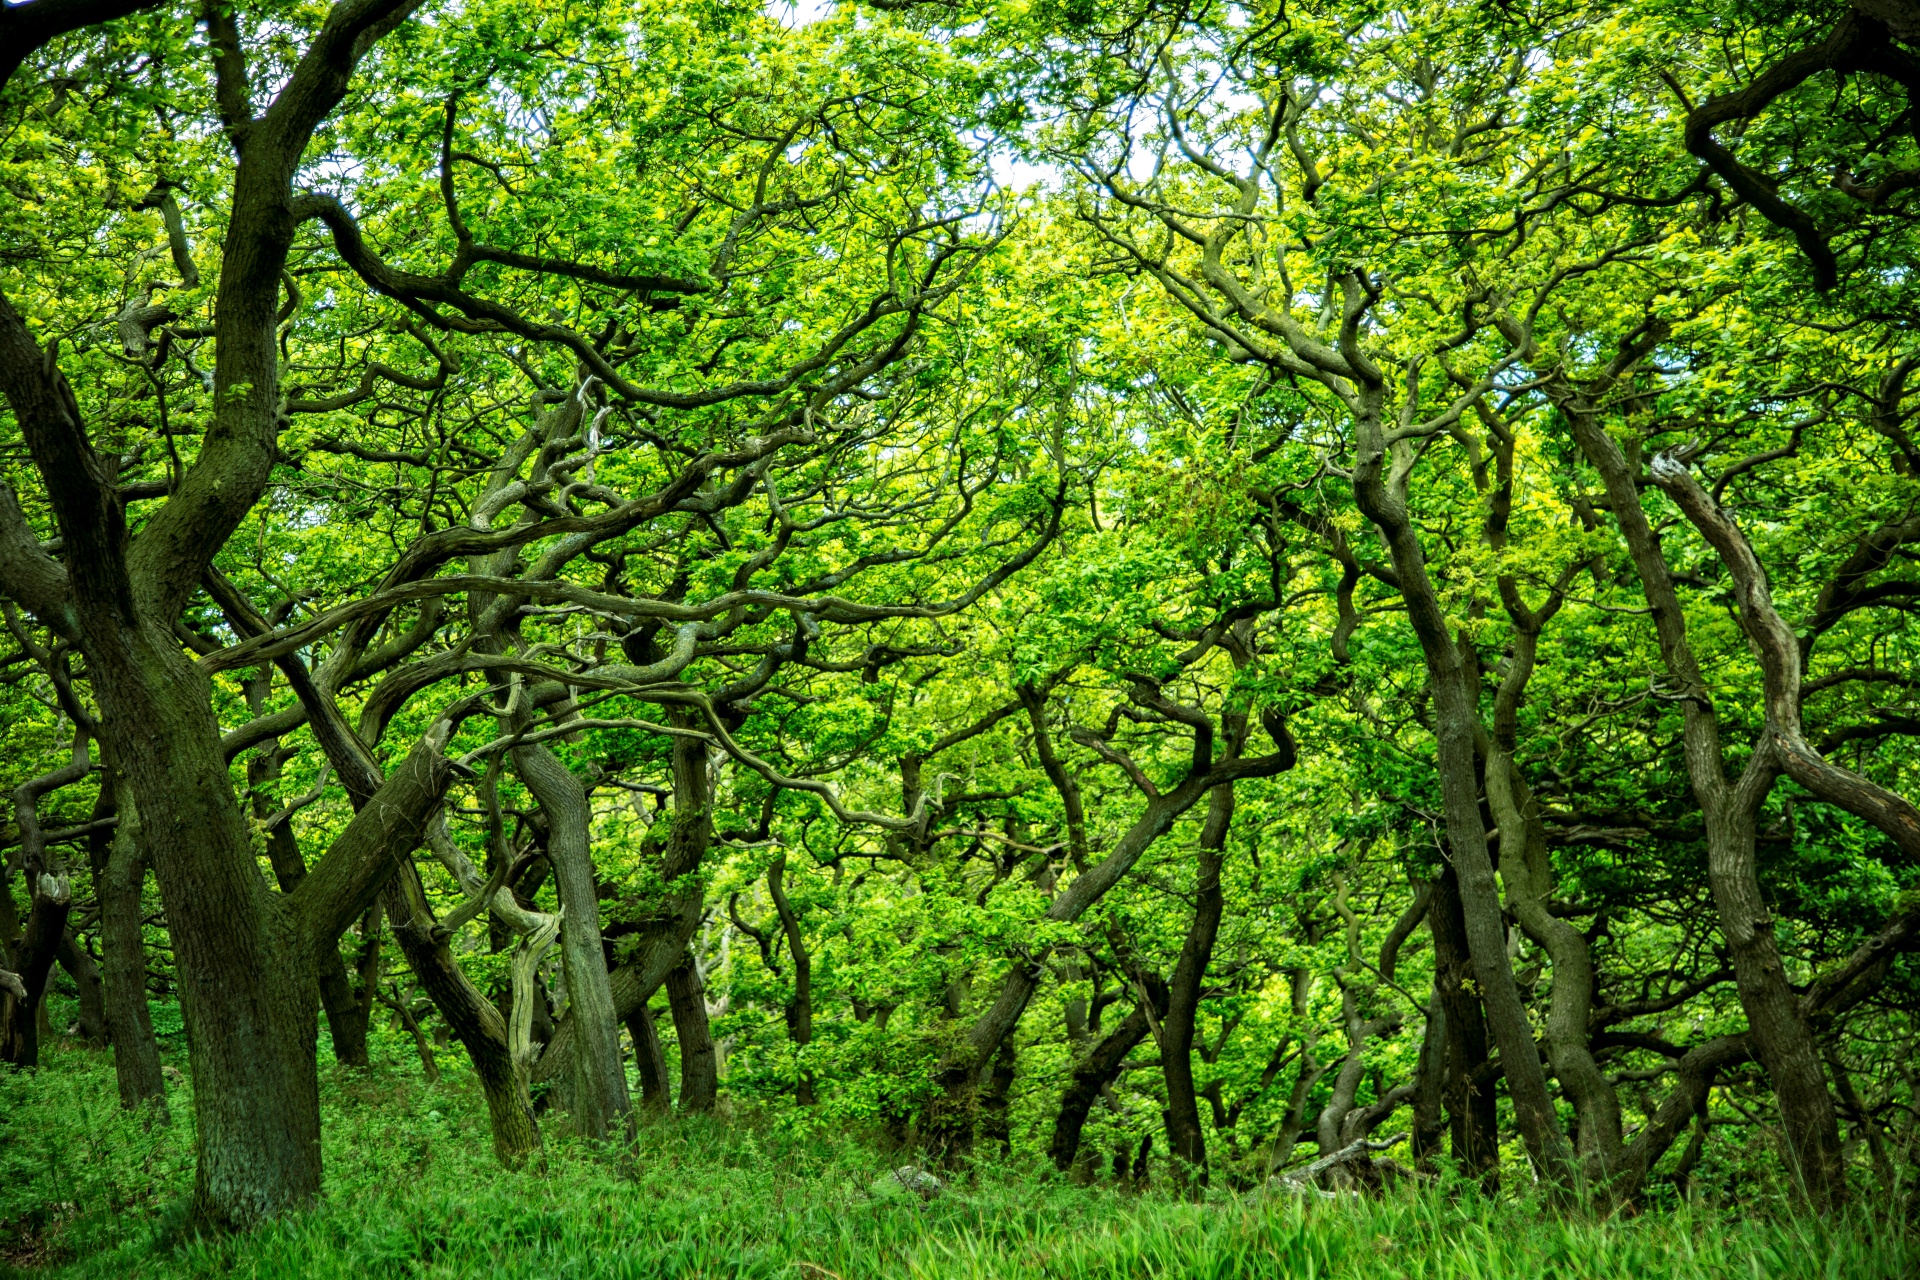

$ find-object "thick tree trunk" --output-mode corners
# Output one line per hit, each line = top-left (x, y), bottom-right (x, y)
(1428, 867), (1499, 1181)
(72, 624), (331, 1229)
(1160, 785), (1231, 1187)
(513, 742), (630, 1139)
(666, 952), (717, 1113)
(96, 791), (166, 1112)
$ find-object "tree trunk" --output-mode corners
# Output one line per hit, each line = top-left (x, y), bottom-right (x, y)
(767, 853), (814, 1105)
(328, 903), (381, 1070)
(1428, 867), (1499, 1181)
(55, 929), (106, 1046)
(1486, 752), (1623, 1178)
(1050, 978), (1164, 1173)
(1349, 428), (1573, 1186)
(1555, 395), (1847, 1210)
(1160, 784), (1231, 1188)
(0, 868), (68, 1067)
(626, 1002), (670, 1115)
(537, 713), (714, 1087)
(666, 952), (717, 1113)
(512, 742), (631, 1139)
(978, 1037), (1017, 1153)
(96, 789), (166, 1112)
(249, 748), (372, 1069)
(383, 866), (541, 1164)
(1410, 987), (1447, 1166)
(923, 781), (1200, 1153)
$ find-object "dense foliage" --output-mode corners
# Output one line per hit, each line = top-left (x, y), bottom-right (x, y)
(2, 0), (1919, 1266)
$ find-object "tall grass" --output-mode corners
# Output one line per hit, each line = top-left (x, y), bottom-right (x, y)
(3, 1039), (1913, 1279)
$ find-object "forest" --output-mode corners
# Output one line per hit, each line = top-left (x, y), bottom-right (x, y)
(1, 0), (1919, 1274)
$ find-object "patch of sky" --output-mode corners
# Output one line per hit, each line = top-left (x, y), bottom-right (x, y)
(766, 0), (833, 29)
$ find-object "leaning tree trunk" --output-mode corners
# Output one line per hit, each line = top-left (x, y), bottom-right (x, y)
(1553, 393), (1848, 1210)
(513, 741), (631, 1139)
(1050, 977), (1165, 1174)
(382, 863), (541, 1164)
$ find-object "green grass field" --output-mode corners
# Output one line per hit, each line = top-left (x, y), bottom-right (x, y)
(3, 1040), (1914, 1280)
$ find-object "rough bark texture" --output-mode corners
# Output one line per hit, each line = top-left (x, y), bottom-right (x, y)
(96, 789), (166, 1112)
(0, 0), (438, 1222)
(513, 741), (631, 1139)
(666, 952), (717, 1113)
(977, 1038), (1017, 1152)
(1427, 867), (1499, 1180)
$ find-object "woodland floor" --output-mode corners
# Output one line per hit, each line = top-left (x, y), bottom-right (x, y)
(2, 1019), (1916, 1280)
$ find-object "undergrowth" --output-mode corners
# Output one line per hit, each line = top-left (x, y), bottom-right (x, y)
(3, 1035), (1914, 1280)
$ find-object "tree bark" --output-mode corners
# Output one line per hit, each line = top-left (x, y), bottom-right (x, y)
(626, 1002), (670, 1115)
(1427, 866), (1499, 1181)
(922, 742), (1283, 1153)
(0, 867), (68, 1066)
(977, 1037), (1017, 1152)
(666, 951), (717, 1113)
(55, 930), (106, 1046)
(1349, 413), (1574, 1188)
(96, 787), (166, 1112)
(766, 853), (814, 1105)
(1050, 977), (1165, 1173)
(1159, 784), (1231, 1187)
(1546, 387), (1847, 1210)
(512, 741), (630, 1139)
(248, 746), (371, 1069)
(382, 865), (540, 1163)
(536, 712), (714, 1086)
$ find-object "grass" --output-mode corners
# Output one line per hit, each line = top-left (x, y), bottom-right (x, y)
(2, 1035), (1915, 1280)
